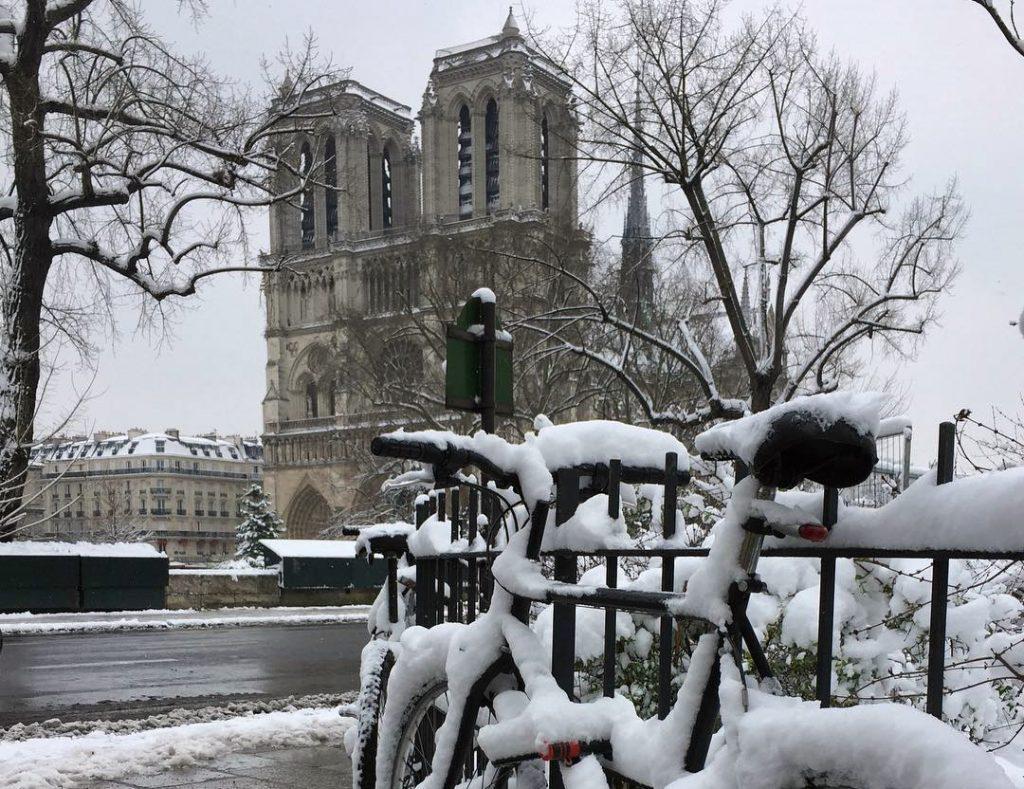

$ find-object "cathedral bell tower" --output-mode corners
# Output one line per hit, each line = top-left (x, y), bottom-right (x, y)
(418, 9), (577, 224)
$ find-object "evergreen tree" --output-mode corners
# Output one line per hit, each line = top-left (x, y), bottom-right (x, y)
(236, 484), (285, 567)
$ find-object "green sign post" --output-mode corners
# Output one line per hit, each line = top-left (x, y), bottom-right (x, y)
(444, 290), (513, 432)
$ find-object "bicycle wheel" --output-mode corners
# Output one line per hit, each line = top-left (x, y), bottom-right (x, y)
(351, 643), (394, 789)
(389, 678), (546, 789)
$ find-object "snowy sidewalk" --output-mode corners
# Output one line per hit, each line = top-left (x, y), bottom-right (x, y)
(0, 707), (354, 788)
(93, 744), (351, 788)
(0, 605), (369, 636)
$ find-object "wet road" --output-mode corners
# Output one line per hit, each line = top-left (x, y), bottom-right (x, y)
(0, 623), (365, 726)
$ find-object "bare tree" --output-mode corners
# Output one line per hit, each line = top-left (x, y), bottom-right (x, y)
(522, 0), (964, 423)
(0, 0), (336, 535)
(969, 0), (1024, 58)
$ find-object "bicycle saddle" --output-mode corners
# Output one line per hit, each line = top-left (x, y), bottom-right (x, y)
(696, 400), (878, 490)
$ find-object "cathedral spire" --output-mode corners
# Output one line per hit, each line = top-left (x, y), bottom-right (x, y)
(619, 73), (655, 322)
(501, 7), (520, 38)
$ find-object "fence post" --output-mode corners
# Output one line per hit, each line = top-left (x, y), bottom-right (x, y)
(603, 460), (621, 699)
(449, 487), (462, 623)
(415, 498), (435, 628)
(815, 487), (839, 707)
(658, 452), (678, 720)
(927, 421), (956, 719)
(552, 468), (579, 697)
(467, 487), (478, 623)
(550, 469), (580, 789)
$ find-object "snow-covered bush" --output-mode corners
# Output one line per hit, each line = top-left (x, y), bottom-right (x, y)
(235, 484), (284, 568)
(543, 486), (1024, 749)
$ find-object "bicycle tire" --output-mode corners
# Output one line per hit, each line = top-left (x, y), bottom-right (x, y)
(388, 677), (546, 789)
(350, 643), (394, 789)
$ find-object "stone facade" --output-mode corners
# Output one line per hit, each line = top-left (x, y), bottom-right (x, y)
(261, 12), (583, 537)
(22, 430), (263, 563)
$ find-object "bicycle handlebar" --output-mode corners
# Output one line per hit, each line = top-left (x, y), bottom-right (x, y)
(370, 436), (521, 491)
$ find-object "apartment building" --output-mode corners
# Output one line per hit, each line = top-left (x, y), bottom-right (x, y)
(22, 429), (263, 563)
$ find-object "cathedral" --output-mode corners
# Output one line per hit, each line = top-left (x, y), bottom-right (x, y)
(260, 11), (593, 537)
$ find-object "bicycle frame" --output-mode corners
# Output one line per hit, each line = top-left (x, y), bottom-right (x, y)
(368, 434), (798, 789)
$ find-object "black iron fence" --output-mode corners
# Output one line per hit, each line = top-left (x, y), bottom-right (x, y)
(384, 420), (1018, 725)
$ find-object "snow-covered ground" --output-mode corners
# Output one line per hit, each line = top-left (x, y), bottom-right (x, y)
(0, 705), (353, 788)
(0, 605), (369, 636)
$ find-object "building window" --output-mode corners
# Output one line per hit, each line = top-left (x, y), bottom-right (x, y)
(381, 146), (393, 229)
(325, 135), (338, 238)
(305, 380), (319, 418)
(457, 104), (472, 218)
(541, 113), (550, 210)
(485, 99), (499, 212)
(155, 440), (165, 453)
(299, 140), (314, 249)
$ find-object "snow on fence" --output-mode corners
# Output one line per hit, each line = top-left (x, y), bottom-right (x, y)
(363, 419), (1024, 741)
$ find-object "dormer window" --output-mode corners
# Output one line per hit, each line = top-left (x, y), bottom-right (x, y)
(155, 440), (165, 453)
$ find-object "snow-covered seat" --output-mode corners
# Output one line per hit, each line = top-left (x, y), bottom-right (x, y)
(695, 392), (881, 490)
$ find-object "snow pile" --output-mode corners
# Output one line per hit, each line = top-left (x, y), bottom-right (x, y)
(260, 538), (358, 558)
(533, 566), (636, 661)
(0, 693), (353, 742)
(767, 467), (1024, 552)
(541, 494), (631, 551)
(0, 541), (162, 557)
(678, 660), (1017, 789)
(528, 419), (691, 472)
(694, 391), (884, 464)
(0, 606), (369, 636)
(0, 707), (353, 789)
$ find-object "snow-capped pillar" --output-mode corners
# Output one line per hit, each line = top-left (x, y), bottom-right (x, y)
(926, 422), (956, 719)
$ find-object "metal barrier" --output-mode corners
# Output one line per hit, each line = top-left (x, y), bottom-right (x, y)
(387, 420), (1015, 725)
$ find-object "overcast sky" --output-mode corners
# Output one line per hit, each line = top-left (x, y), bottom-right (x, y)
(41, 0), (1023, 464)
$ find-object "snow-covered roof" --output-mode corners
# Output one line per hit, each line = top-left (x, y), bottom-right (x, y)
(31, 431), (260, 465)
(260, 539), (358, 559)
(0, 541), (164, 557)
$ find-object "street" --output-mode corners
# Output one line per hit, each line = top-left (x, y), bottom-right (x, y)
(0, 623), (365, 727)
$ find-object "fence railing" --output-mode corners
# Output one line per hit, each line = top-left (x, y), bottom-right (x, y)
(384, 420), (1019, 726)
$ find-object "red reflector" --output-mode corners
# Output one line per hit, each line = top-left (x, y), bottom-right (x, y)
(798, 524), (830, 542)
(540, 741), (582, 762)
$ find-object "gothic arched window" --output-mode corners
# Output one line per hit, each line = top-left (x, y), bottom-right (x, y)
(540, 114), (550, 211)
(381, 146), (393, 229)
(457, 104), (472, 219)
(305, 380), (318, 418)
(485, 99), (499, 212)
(328, 379), (338, 415)
(324, 136), (338, 238)
(299, 141), (314, 248)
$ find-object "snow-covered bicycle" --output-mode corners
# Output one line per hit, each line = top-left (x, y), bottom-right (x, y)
(354, 393), (1015, 789)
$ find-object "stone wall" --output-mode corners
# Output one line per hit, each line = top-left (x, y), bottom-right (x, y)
(166, 570), (380, 609)
(166, 571), (280, 610)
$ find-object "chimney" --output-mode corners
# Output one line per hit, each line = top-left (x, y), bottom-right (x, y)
(127, 428), (146, 439)
(166, 428), (180, 440)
